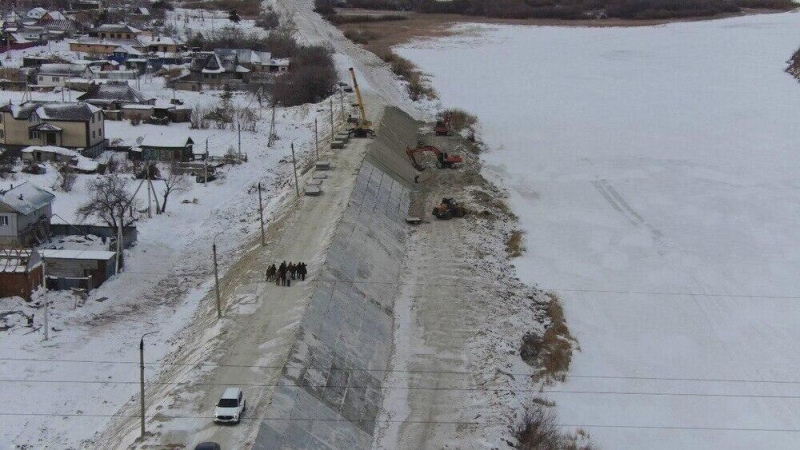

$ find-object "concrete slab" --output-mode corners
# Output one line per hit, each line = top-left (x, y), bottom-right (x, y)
(304, 186), (322, 196)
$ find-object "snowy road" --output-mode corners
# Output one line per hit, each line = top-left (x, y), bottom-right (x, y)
(272, 0), (423, 119)
(397, 12), (800, 449)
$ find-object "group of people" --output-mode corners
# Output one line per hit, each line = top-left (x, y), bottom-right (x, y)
(266, 261), (308, 287)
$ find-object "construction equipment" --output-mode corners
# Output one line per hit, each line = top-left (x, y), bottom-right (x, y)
(434, 115), (452, 136)
(406, 145), (463, 170)
(348, 67), (374, 138)
(432, 198), (467, 220)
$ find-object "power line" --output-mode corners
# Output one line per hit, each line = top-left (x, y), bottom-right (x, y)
(2, 377), (800, 400)
(94, 274), (800, 300)
(3, 356), (800, 386)
(1, 412), (800, 433)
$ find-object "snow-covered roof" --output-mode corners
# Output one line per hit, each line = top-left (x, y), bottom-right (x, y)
(142, 36), (181, 46)
(70, 36), (145, 48)
(140, 135), (194, 148)
(78, 82), (151, 103)
(37, 102), (101, 121)
(269, 58), (290, 67)
(26, 8), (47, 19)
(92, 23), (142, 34)
(0, 182), (55, 215)
(113, 45), (142, 55)
(44, 11), (67, 21)
(22, 146), (77, 156)
(40, 249), (116, 261)
(38, 63), (87, 76)
(0, 249), (41, 273)
(10, 33), (31, 44)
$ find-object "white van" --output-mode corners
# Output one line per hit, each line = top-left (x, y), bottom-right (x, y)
(214, 387), (246, 424)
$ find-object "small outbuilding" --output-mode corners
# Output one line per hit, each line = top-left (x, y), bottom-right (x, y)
(39, 249), (116, 290)
(0, 248), (43, 300)
(137, 135), (194, 162)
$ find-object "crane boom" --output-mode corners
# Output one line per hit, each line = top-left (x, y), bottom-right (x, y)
(349, 67), (370, 128)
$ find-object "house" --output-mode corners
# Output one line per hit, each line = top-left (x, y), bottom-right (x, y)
(0, 182), (55, 246)
(21, 146), (99, 173)
(142, 36), (182, 54)
(69, 24), (150, 57)
(0, 248), (43, 301)
(111, 44), (143, 62)
(0, 101), (106, 156)
(118, 100), (191, 123)
(186, 51), (250, 84)
(77, 82), (154, 110)
(137, 135), (194, 161)
(35, 63), (91, 87)
(39, 249), (117, 290)
(213, 50), (290, 74)
(25, 8), (48, 21)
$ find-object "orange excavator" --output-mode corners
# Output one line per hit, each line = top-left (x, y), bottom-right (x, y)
(406, 145), (463, 170)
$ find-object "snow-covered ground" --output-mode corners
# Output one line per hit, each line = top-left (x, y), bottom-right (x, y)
(397, 12), (800, 449)
(0, 75), (346, 449)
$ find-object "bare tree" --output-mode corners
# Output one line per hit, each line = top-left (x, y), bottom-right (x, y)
(160, 162), (189, 213)
(76, 175), (140, 229)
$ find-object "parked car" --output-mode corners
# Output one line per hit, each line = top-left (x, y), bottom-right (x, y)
(195, 443), (221, 450)
(214, 387), (245, 424)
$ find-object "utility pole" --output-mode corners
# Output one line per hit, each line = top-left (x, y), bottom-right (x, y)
(291, 142), (299, 197)
(329, 98), (334, 137)
(146, 164), (152, 218)
(212, 239), (221, 319)
(258, 182), (265, 247)
(314, 118), (319, 161)
(139, 331), (156, 437)
(42, 258), (48, 341)
(116, 208), (123, 274)
(237, 123), (241, 160)
(339, 89), (344, 122)
(204, 139), (209, 186)
(268, 103), (276, 147)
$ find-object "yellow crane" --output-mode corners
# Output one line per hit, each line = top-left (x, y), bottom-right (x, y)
(348, 67), (373, 137)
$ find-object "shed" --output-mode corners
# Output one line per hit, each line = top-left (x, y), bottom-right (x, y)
(39, 249), (116, 290)
(0, 248), (43, 300)
(138, 135), (194, 162)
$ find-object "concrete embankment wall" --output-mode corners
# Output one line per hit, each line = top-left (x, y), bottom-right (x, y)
(253, 107), (420, 449)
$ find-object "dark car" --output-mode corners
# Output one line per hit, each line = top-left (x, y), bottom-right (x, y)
(195, 443), (221, 450)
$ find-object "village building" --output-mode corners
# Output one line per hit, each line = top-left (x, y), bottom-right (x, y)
(77, 82), (154, 110)
(0, 248), (43, 301)
(0, 182), (55, 247)
(21, 145), (99, 173)
(39, 249), (117, 290)
(69, 24), (150, 57)
(136, 135), (195, 161)
(35, 63), (91, 87)
(0, 101), (106, 156)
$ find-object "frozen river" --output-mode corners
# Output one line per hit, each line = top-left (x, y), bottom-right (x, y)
(397, 12), (800, 449)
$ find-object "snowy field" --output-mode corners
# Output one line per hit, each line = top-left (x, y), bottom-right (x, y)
(397, 12), (800, 449)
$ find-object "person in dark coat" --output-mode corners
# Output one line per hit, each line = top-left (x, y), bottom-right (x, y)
(278, 261), (287, 286)
(288, 262), (296, 280)
(266, 264), (276, 282)
(299, 263), (307, 281)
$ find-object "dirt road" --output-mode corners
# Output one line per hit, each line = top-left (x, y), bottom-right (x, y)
(96, 100), (386, 449)
(274, 0), (423, 120)
(373, 134), (550, 449)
